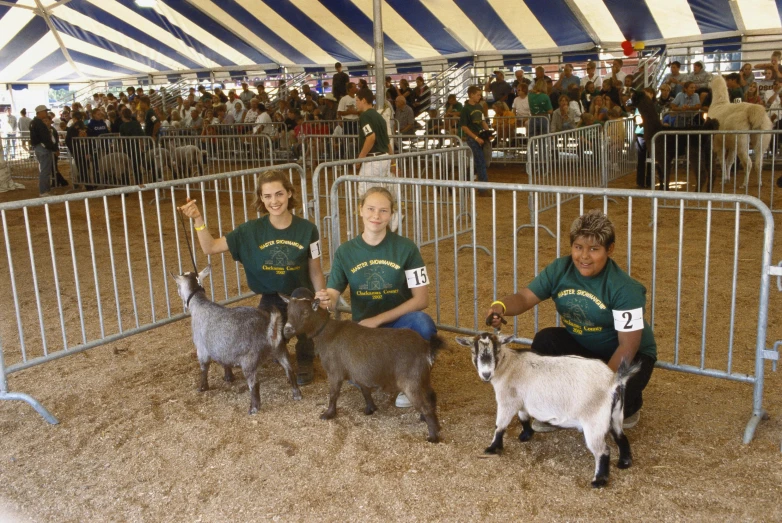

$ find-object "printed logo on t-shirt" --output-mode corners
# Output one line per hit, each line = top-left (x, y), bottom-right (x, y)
(259, 239), (304, 275)
(349, 259), (401, 300)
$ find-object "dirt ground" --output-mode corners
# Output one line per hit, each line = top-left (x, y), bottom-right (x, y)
(1, 165), (781, 522)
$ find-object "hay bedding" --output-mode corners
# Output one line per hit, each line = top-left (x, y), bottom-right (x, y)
(0, 167), (781, 521)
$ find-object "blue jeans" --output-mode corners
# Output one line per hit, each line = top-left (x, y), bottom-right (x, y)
(381, 311), (437, 341)
(35, 144), (54, 195)
(466, 137), (487, 182)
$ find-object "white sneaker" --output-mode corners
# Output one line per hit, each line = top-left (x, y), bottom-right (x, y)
(623, 411), (640, 429)
(395, 392), (412, 408)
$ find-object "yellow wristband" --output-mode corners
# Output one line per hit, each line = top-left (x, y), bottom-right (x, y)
(194, 223), (207, 232)
(490, 300), (506, 314)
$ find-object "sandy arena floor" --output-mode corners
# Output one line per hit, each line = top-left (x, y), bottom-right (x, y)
(0, 164), (781, 522)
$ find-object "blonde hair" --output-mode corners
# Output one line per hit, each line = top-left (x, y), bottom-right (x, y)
(252, 170), (298, 214)
(569, 210), (615, 247)
(534, 79), (547, 93)
(359, 186), (396, 213)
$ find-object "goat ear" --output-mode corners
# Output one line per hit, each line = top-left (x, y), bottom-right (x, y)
(198, 265), (211, 284)
(279, 294), (290, 304)
(498, 334), (515, 346)
(454, 336), (475, 348)
(311, 298), (320, 311)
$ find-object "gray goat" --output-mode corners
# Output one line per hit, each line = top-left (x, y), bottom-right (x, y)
(456, 333), (639, 488)
(173, 266), (301, 413)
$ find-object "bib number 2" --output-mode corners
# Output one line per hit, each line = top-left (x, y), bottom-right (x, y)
(612, 308), (644, 331)
(405, 267), (428, 288)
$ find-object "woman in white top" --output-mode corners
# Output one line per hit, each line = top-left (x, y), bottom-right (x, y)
(512, 82), (531, 118)
(230, 101), (245, 124)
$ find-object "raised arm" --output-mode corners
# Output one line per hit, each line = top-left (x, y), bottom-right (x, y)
(485, 288), (543, 328)
(178, 199), (229, 255)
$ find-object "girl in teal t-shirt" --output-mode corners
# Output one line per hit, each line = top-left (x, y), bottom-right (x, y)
(316, 187), (437, 408)
(486, 210), (656, 431)
(178, 169), (326, 385)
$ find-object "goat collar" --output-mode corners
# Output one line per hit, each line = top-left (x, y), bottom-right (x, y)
(186, 286), (205, 308)
(310, 313), (330, 339)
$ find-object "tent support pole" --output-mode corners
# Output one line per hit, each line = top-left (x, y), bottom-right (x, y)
(373, 0), (385, 109)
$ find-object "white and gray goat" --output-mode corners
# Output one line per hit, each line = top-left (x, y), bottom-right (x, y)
(173, 265), (301, 414)
(456, 333), (639, 488)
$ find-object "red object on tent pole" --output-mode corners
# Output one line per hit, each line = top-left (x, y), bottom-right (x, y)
(621, 40), (633, 51)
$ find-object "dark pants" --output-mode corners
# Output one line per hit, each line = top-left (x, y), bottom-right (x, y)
(466, 137), (488, 182)
(530, 327), (655, 417)
(258, 293), (315, 366)
(635, 135), (651, 188)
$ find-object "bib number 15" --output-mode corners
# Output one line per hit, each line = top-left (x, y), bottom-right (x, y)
(405, 267), (429, 288)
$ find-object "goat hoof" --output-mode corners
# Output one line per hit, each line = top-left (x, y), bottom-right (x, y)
(617, 458), (632, 469)
(484, 446), (500, 454)
(518, 431), (534, 442)
(320, 410), (336, 420)
(427, 435), (440, 444)
(292, 389), (302, 401)
(198, 385), (208, 392)
(363, 406), (376, 415)
(419, 413), (426, 422)
(248, 406), (258, 415)
(591, 477), (608, 489)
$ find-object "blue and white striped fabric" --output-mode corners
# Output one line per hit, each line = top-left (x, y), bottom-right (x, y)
(0, 0), (780, 83)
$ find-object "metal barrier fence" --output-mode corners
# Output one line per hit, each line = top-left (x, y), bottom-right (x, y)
(159, 134), (275, 182)
(650, 129), (782, 213)
(604, 117), (638, 182)
(328, 175), (778, 445)
(0, 163), (307, 423)
(311, 147), (475, 262)
(2, 137), (70, 180)
(660, 110), (704, 128)
(71, 136), (158, 187)
(523, 124), (607, 235)
(300, 132), (463, 173)
(490, 116), (552, 164)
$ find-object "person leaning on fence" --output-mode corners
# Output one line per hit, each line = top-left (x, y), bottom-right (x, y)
(29, 105), (59, 196)
(460, 85), (491, 191)
(486, 210), (656, 431)
(178, 169), (326, 386)
(315, 186), (437, 409)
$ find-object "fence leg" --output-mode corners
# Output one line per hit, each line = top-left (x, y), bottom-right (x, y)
(742, 409), (768, 445)
(0, 391), (59, 425)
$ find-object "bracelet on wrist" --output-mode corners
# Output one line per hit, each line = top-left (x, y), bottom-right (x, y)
(194, 223), (207, 232)
(490, 300), (507, 314)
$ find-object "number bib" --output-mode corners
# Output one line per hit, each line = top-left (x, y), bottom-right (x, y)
(613, 308), (644, 332)
(310, 240), (322, 259)
(405, 267), (429, 288)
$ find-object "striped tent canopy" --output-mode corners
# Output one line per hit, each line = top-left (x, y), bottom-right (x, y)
(0, 0), (781, 83)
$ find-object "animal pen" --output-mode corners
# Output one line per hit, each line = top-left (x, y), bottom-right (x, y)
(1, 129), (780, 453)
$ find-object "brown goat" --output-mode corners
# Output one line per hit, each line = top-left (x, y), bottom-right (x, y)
(280, 290), (443, 443)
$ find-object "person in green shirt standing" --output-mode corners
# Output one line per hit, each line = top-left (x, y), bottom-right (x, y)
(460, 85), (491, 191)
(527, 79), (553, 136)
(178, 170), (326, 385)
(486, 210), (656, 431)
(316, 187), (437, 409)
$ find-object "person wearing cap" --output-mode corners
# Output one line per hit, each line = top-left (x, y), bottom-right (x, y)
(484, 70), (513, 107)
(320, 94), (337, 121)
(29, 105), (59, 196)
(332, 62), (349, 101)
(686, 61), (711, 91)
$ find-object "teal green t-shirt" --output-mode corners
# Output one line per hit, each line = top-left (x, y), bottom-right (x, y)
(527, 255), (657, 361)
(459, 102), (484, 137)
(328, 232), (428, 322)
(528, 92), (553, 115)
(225, 214), (320, 295)
(359, 108), (389, 154)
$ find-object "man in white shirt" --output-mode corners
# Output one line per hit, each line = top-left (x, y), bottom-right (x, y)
(337, 82), (359, 134)
(580, 61), (603, 90)
(253, 103), (275, 136)
(604, 59), (627, 87)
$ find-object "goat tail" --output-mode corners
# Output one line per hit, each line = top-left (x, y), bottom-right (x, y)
(427, 335), (445, 366)
(610, 359), (642, 423)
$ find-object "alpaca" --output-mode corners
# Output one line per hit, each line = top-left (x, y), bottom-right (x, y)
(707, 74), (773, 188)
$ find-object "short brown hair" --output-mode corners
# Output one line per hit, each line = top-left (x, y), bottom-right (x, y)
(569, 210), (615, 247)
(467, 85), (481, 96)
(356, 88), (374, 105)
(253, 170), (299, 214)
